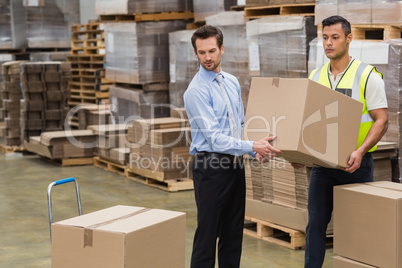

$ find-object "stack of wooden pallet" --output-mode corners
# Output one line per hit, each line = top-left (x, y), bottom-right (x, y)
(126, 117), (193, 192)
(67, 22), (113, 128)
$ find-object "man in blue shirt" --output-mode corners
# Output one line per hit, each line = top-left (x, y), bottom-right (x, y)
(184, 25), (282, 268)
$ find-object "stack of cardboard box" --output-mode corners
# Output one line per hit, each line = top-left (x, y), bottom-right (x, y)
(246, 0), (315, 5)
(89, 124), (130, 166)
(98, 3), (192, 122)
(0, 61), (24, 146)
(0, 0), (26, 49)
(244, 157), (308, 209)
(272, 159), (309, 209)
(25, 130), (96, 159)
(23, 0), (80, 48)
(103, 21), (189, 85)
(127, 117), (192, 183)
(19, 62), (71, 143)
(246, 16), (317, 78)
(168, 29), (199, 109)
(383, 40), (402, 181)
(109, 85), (170, 121)
(75, 104), (112, 130)
(315, 0), (402, 25)
(193, 0), (237, 23)
(95, 0), (193, 14)
(206, 11), (251, 109)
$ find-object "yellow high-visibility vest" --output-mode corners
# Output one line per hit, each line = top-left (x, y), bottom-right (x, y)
(309, 59), (382, 152)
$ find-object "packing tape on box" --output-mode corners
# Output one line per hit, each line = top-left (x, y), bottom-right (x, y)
(272, 77), (280, 87)
(84, 208), (151, 247)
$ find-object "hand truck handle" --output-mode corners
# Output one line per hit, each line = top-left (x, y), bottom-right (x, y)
(47, 177), (82, 240)
(54, 177), (75, 185)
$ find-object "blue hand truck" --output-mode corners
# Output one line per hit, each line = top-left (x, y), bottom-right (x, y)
(47, 177), (82, 240)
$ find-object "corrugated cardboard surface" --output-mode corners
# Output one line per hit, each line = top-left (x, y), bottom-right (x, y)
(52, 205), (186, 268)
(333, 256), (377, 268)
(334, 182), (402, 268)
(243, 77), (363, 168)
(246, 198), (308, 232)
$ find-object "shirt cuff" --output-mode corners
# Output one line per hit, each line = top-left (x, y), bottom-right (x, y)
(242, 140), (254, 155)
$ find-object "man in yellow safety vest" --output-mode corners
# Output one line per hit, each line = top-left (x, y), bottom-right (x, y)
(301, 15), (388, 268)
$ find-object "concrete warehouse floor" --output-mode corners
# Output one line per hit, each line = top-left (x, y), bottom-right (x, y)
(0, 152), (334, 268)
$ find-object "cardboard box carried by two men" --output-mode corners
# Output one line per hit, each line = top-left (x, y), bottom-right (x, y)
(244, 77), (363, 169)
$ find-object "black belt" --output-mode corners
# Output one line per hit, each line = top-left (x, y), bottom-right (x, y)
(196, 151), (243, 163)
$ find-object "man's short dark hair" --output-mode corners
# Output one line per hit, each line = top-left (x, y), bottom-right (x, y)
(191, 25), (223, 51)
(322, 15), (351, 36)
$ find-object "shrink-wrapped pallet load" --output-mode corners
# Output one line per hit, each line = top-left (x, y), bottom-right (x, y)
(104, 21), (188, 85)
(206, 11), (251, 109)
(246, 15), (316, 78)
(0, 0), (26, 49)
(24, 0), (80, 48)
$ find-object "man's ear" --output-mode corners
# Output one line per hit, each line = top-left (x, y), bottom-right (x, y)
(346, 33), (353, 43)
(194, 49), (198, 59)
(221, 44), (225, 54)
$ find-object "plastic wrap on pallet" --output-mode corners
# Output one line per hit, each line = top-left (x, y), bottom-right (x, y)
(109, 85), (170, 122)
(246, 15), (317, 78)
(0, 0), (27, 49)
(193, 0), (238, 23)
(308, 37), (389, 73)
(95, 0), (193, 15)
(246, 0), (315, 5)
(168, 30), (199, 109)
(25, 0), (80, 48)
(206, 11), (251, 109)
(315, 0), (402, 25)
(104, 21), (188, 85)
(29, 51), (70, 62)
(382, 40), (402, 150)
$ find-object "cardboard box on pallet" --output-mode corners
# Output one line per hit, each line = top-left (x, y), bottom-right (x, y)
(243, 77), (363, 168)
(51, 205), (186, 268)
(334, 182), (402, 268)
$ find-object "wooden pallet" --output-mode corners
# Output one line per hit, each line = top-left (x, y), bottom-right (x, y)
(114, 82), (169, 92)
(230, 5), (246, 11)
(93, 156), (127, 176)
(72, 22), (102, 33)
(40, 156), (94, 166)
(244, 3), (315, 19)
(244, 216), (306, 250)
(67, 55), (105, 63)
(126, 169), (193, 192)
(317, 24), (402, 40)
(0, 143), (26, 154)
(72, 69), (105, 77)
(99, 10), (193, 22)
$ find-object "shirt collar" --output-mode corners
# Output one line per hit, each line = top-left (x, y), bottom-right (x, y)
(328, 57), (354, 76)
(199, 64), (225, 82)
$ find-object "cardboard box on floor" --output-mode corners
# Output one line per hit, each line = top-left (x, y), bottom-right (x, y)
(334, 182), (402, 268)
(243, 77), (363, 168)
(51, 205), (186, 268)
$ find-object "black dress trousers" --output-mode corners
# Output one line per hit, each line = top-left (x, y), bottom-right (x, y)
(190, 152), (246, 268)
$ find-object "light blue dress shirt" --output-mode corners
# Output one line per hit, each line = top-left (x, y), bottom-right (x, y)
(183, 65), (255, 156)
